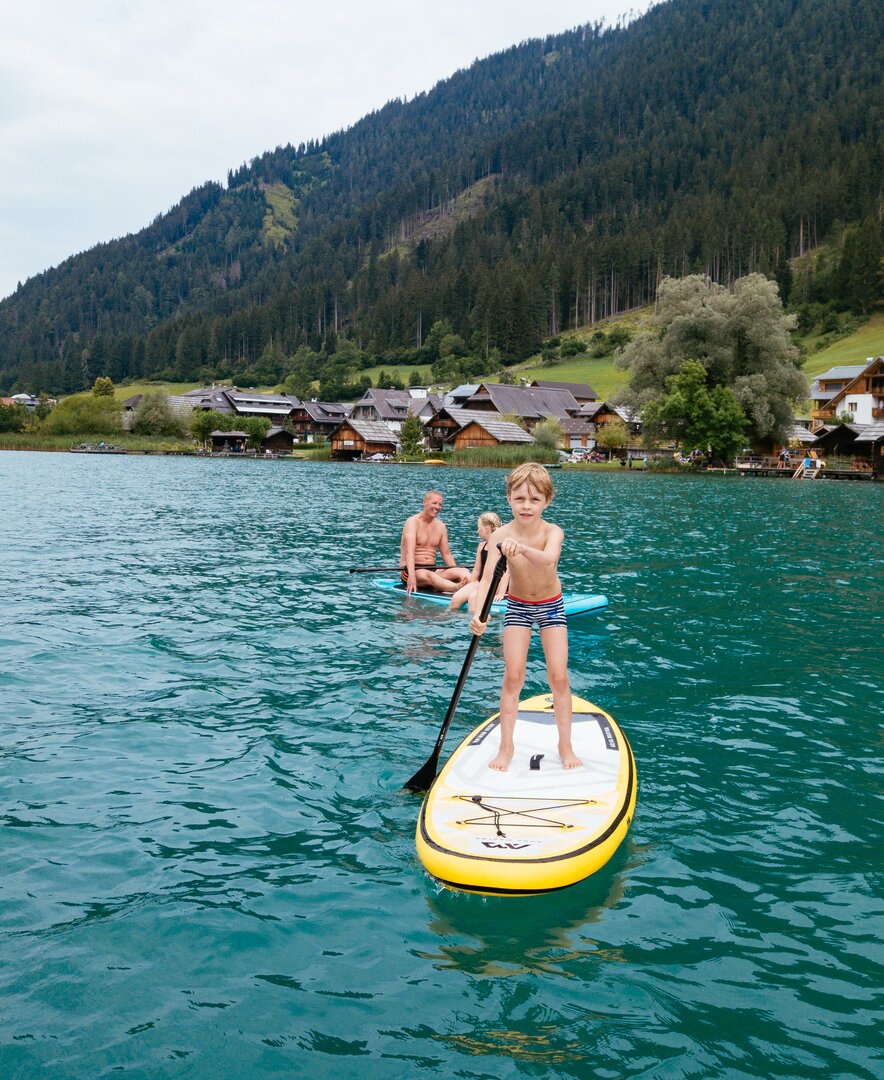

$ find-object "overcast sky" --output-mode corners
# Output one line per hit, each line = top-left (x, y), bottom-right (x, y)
(0, 0), (654, 301)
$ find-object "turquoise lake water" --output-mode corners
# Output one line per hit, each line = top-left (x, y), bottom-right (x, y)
(1, 451), (881, 1078)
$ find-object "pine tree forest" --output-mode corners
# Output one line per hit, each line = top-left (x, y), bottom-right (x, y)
(1, 0), (881, 394)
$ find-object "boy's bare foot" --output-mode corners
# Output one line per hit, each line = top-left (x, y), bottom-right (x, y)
(559, 747), (582, 769)
(489, 746), (514, 771)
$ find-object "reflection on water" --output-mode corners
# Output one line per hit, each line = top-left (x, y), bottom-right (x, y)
(421, 843), (633, 977)
(1, 454), (881, 1077)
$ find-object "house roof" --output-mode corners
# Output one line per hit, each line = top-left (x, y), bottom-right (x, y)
(444, 384), (481, 406)
(450, 416), (535, 444)
(183, 387), (238, 412)
(463, 383), (580, 419)
(530, 379), (598, 400)
(853, 421), (884, 443)
(430, 407), (504, 428)
(225, 390), (297, 416)
(339, 419), (400, 445)
(122, 393), (197, 420)
(353, 388), (414, 418)
(298, 400), (351, 421)
(558, 415), (599, 435)
(817, 356), (884, 412)
(814, 360), (875, 383)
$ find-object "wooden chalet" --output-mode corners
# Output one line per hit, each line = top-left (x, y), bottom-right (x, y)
(210, 430), (249, 453)
(181, 386), (297, 421)
(558, 415), (601, 450)
(289, 401), (350, 442)
(456, 382), (579, 424)
(349, 388), (441, 432)
(446, 416), (535, 451)
(810, 360), (875, 427)
(330, 419), (399, 460)
(853, 421), (884, 478)
(579, 401), (642, 434)
(261, 426), (295, 453)
(812, 357), (884, 427)
(424, 407), (499, 450)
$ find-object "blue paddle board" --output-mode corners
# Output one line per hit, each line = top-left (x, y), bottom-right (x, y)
(371, 578), (608, 619)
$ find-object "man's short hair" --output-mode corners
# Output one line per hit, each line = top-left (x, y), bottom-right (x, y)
(506, 462), (554, 500)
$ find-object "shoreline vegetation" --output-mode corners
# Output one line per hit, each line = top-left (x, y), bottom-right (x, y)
(4, 297), (881, 473)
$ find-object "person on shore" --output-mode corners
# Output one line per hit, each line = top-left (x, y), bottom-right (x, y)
(470, 462), (580, 772)
(400, 491), (469, 595)
(449, 512), (510, 613)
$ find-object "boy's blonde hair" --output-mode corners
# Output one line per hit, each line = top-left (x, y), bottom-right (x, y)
(478, 511), (501, 530)
(506, 462), (554, 500)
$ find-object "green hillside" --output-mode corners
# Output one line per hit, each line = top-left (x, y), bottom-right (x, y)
(799, 310), (884, 378)
(489, 305), (884, 401)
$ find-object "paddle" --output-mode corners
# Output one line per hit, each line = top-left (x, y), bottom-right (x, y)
(403, 547), (508, 793)
(349, 564), (468, 574)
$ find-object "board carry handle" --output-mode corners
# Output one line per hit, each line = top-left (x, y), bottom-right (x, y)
(403, 545), (508, 793)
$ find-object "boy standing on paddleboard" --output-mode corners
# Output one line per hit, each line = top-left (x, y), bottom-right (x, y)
(470, 462), (580, 772)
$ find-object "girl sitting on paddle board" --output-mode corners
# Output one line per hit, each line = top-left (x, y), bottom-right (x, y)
(470, 462), (580, 773)
(448, 512), (510, 613)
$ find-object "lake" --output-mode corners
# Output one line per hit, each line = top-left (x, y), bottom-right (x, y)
(1, 452), (881, 1078)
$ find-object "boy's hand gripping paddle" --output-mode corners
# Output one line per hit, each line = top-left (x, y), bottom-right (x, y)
(403, 547), (508, 793)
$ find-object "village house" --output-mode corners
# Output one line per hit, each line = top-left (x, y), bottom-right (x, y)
(423, 407), (504, 450)
(174, 387), (299, 422)
(445, 415), (536, 451)
(349, 387), (442, 433)
(289, 400), (350, 442)
(261, 426), (296, 453)
(121, 393), (201, 430)
(223, 389), (298, 422)
(812, 357), (884, 427)
(558, 414), (602, 450)
(852, 421), (884, 478)
(810, 358), (878, 427)
(330, 419), (399, 460)
(450, 382), (580, 424)
(578, 401), (642, 434)
(4, 393), (56, 411)
(209, 430), (249, 453)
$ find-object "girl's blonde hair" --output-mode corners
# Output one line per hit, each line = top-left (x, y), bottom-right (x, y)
(478, 511), (501, 530)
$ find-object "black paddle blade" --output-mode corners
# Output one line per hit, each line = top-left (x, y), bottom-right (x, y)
(403, 757), (438, 793)
(401, 550), (507, 794)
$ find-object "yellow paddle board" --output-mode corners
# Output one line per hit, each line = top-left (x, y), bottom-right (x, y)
(416, 693), (636, 895)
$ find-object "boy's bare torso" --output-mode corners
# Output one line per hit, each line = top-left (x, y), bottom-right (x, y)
(495, 519), (562, 598)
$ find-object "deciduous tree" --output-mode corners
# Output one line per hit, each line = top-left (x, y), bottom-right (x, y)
(641, 359), (746, 463)
(616, 274), (805, 443)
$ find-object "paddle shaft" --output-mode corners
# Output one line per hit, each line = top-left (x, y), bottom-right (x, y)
(349, 563), (467, 574)
(403, 549), (508, 793)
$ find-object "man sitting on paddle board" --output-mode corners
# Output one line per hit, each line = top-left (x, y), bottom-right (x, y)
(470, 463), (580, 772)
(400, 491), (470, 595)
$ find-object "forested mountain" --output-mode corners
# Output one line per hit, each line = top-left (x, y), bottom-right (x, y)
(2, 0), (882, 395)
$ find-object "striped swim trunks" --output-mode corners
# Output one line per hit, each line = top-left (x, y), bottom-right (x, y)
(503, 593), (567, 630)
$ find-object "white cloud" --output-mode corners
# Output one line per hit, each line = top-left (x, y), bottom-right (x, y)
(0, 0), (653, 299)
